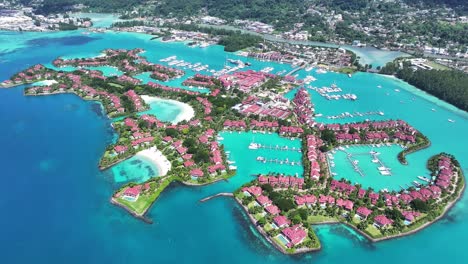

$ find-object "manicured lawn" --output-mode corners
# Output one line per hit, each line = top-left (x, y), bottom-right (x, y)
(116, 196), (152, 215)
(264, 223), (274, 232)
(351, 215), (362, 224)
(308, 215), (338, 224)
(365, 225), (382, 238)
(247, 201), (258, 209)
(253, 213), (265, 221)
(235, 192), (245, 200)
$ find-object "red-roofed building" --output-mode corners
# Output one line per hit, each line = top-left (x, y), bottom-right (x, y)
(121, 185), (142, 201)
(184, 160), (195, 167)
(356, 207), (373, 220)
(114, 145), (128, 154)
(257, 195), (272, 207)
(265, 205), (281, 215)
(429, 185), (442, 198)
(281, 224), (307, 248)
(374, 215), (394, 228)
(242, 186), (262, 197)
(190, 168), (204, 178)
(274, 215), (291, 228)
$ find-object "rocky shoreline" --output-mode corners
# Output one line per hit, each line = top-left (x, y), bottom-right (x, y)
(110, 197), (153, 224)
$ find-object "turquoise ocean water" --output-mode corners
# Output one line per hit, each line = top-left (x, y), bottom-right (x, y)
(0, 27), (467, 263)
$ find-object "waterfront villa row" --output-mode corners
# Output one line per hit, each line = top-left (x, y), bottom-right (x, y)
(257, 175), (305, 189)
(241, 186), (309, 248)
(335, 131), (416, 144)
(111, 115), (230, 179)
(22, 70), (142, 115)
(112, 116), (182, 152)
(196, 97), (212, 115)
(330, 178), (443, 206)
(315, 119), (421, 144)
(183, 74), (219, 89)
(222, 119), (281, 131)
(320, 120), (417, 134)
(221, 117), (420, 147)
(247, 154), (457, 230)
(435, 156), (456, 189)
(292, 88), (315, 126)
(222, 119), (306, 137)
(52, 48), (185, 82)
(163, 127), (229, 178)
(125, 89), (147, 111)
(305, 135), (326, 181)
(1, 64), (64, 87)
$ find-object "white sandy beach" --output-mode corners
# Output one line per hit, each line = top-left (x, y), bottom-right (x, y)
(136, 147), (171, 176)
(34, 80), (58, 86)
(141, 95), (195, 124)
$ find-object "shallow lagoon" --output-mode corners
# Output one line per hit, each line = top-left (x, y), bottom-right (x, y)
(136, 98), (185, 123)
(0, 29), (468, 263)
(105, 155), (158, 183)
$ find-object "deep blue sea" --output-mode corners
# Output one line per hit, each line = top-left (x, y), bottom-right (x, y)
(0, 28), (467, 264)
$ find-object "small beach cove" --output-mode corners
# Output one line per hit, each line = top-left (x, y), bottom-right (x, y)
(139, 95), (194, 124)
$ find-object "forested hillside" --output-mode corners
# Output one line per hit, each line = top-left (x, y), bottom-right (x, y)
(24, 0), (468, 16)
(20, 0), (144, 14)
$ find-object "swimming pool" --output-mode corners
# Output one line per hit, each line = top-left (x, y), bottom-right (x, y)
(276, 234), (290, 246)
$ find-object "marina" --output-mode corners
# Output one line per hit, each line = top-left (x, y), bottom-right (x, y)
(159, 55), (250, 76)
(309, 85), (358, 101)
(220, 131), (304, 179)
(328, 144), (427, 191)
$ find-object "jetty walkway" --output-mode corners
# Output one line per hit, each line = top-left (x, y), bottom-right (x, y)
(371, 152), (392, 175)
(200, 192), (233, 202)
(256, 157), (302, 166)
(338, 148), (365, 177)
(255, 144), (301, 152)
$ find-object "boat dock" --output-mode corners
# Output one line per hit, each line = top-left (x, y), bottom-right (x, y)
(256, 157), (302, 166)
(370, 152), (392, 176)
(255, 144), (301, 152)
(326, 110), (384, 120)
(338, 148), (365, 177)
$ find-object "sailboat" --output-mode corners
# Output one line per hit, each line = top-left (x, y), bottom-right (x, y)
(248, 137), (260, 149)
